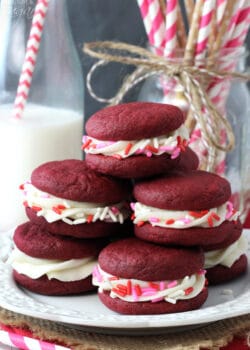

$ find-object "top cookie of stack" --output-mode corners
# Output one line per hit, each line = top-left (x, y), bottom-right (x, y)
(83, 102), (199, 178)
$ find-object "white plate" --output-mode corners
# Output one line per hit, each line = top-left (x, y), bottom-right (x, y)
(0, 230), (249, 335)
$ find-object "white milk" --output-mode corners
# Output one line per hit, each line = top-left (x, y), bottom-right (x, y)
(0, 104), (83, 232)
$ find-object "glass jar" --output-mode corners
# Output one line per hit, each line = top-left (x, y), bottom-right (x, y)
(138, 48), (250, 222)
(0, 0), (84, 231)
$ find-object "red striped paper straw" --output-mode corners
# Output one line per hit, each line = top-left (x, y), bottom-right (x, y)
(216, 0), (227, 25)
(13, 0), (50, 119)
(164, 0), (178, 58)
(137, 0), (165, 52)
(0, 328), (71, 350)
(195, 0), (215, 62)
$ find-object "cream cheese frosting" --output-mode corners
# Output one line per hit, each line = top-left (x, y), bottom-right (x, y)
(131, 201), (239, 229)
(8, 247), (96, 282)
(204, 235), (248, 269)
(82, 125), (189, 159)
(92, 265), (206, 304)
(21, 182), (129, 225)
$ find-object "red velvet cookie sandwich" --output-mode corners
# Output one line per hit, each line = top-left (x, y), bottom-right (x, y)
(83, 102), (191, 178)
(203, 230), (248, 285)
(10, 222), (107, 295)
(132, 170), (241, 247)
(93, 237), (208, 315)
(21, 159), (132, 238)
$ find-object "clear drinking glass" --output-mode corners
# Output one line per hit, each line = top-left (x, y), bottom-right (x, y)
(0, 0), (84, 231)
(138, 47), (250, 222)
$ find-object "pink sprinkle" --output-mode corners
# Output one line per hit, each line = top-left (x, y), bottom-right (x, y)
(41, 193), (50, 198)
(82, 135), (87, 143)
(198, 269), (206, 276)
(93, 266), (102, 282)
(142, 291), (156, 296)
(149, 217), (160, 223)
(151, 297), (164, 303)
(96, 142), (109, 149)
(226, 201), (234, 219)
(159, 146), (174, 152)
(111, 206), (120, 215)
(132, 287), (139, 301)
(159, 282), (166, 291)
(135, 148), (143, 155)
(171, 148), (180, 159)
(130, 202), (136, 211)
(146, 151), (152, 157)
(167, 280), (178, 288)
(183, 218), (192, 224)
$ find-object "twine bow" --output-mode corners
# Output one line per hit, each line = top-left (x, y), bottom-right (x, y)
(83, 41), (250, 171)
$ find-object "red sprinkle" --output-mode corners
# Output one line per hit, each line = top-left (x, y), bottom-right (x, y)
(184, 287), (194, 295)
(31, 205), (42, 212)
(23, 201), (28, 207)
(117, 284), (127, 293)
(127, 280), (132, 295)
(112, 154), (122, 160)
(137, 221), (145, 227)
(212, 212), (220, 221)
(52, 206), (63, 215)
(207, 214), (214, 227)
(87, 214), (94, 223)
(207, 212), (221, 227)
(108, 276), (119, 281)
(189, 210), (209, 218)
(145, 145), (158, 153)
(165, 218), (175, 225)
(112, 287), (127, 297)
(57, 204), (66, 210)
(124, 143), (133, 155)
(81, 139), (92, 150)
(19, 184), (25, 190)
(134, 284), (142, 296)
(177, 136), (188, 152)
(149, 282), (159, 291)
(130, 213), (135, 220)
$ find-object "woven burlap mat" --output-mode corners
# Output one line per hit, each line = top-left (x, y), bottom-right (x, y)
(0, 307), (249, 350)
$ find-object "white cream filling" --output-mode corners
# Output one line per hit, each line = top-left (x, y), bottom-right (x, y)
(92, 265), (206, 304)
(83, 125), (189, 159)
(8, 247), (96, 282)
(204, 235), (248, 269)
(22, 182), (129, 225)
(132, 201), (239, 229)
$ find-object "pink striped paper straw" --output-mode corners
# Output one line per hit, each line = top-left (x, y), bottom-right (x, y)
(136, 0), (166, 52)
(0, 328), (71, 350)
(164, 0), (178, 58)
(13, 0), (50, 119)
(223, 2), (250, 49)
(195, 0), (215, 62)
(216, 0), (227, 25)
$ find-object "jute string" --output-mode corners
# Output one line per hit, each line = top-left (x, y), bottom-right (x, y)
(83, 41), (250, 171)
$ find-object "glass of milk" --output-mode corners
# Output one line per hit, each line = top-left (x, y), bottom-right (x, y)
(0, 0), (84, 231)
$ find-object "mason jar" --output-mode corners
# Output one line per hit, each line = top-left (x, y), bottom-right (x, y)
(138, 47), (250, 222)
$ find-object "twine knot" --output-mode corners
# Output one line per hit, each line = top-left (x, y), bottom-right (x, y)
(83, 41), (250, 171)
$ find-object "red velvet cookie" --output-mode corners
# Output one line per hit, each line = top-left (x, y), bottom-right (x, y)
(21, 159), (132, 238)
(11, 222), (105, 295)
(84, 102), (190, 178)
(132, 170), (237, 247)
(93, 237), (208, 315)
(203, 231), (248, 285)
(85, 146), (199, 179)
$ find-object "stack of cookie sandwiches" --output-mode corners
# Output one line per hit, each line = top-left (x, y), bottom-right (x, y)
(9, 159), (132, 295)
(8, 101), (247, 315)
(85, 102), (247, 314)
